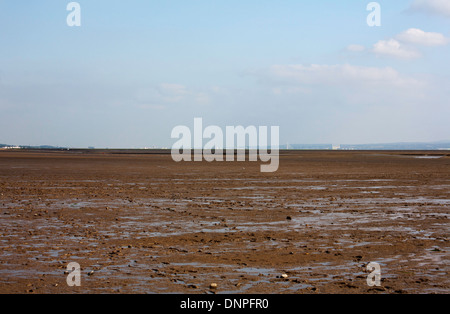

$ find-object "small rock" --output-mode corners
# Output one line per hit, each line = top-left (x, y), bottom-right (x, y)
(281, 274), (288, 279)
(88, 271), (94, 276)
(210, 283), (218, 289)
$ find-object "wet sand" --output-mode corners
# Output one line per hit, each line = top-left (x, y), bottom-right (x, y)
(0, 150), (448, 294)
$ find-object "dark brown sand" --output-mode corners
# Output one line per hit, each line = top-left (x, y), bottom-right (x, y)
(0, 150), (448, 294)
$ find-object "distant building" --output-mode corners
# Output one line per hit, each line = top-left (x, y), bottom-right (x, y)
(2, 146), (21, 150)
(332, 144), (341, 150)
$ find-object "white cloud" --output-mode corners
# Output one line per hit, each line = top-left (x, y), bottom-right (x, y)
(410, 0), (450, 18)
(350, 28), (448, 60)
(397, 28), (449, 46)
(372, 39), (421, 59)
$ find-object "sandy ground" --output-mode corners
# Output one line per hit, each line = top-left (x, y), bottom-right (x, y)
(0, 150), (448, 294)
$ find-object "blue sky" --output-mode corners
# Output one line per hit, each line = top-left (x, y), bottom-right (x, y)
(0, 0), (449, 147)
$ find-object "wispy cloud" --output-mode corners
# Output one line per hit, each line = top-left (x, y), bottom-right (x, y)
(396, 28), (449, 46)
(350, 28), (448, 60)
(135, 84), (211, 109)
(372, 39), (421, 59)
(269, 64), (423, 88)
(409, 0), (450, 18)
(346, 44), (366, 52)
(247, 62), (442, 144)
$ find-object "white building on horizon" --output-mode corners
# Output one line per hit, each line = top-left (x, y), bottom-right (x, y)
(332, 144), (341, 150)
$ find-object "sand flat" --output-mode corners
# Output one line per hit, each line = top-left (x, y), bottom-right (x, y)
(0, 150), (448, 294)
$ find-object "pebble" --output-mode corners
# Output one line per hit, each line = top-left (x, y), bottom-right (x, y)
(281, 274), (288, 279)
(210, 283), (218, 289)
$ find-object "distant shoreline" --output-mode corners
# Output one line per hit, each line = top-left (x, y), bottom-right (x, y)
(1, 148), (449, 158)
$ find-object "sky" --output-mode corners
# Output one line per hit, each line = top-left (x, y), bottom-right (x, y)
(0, 0), (449, 148)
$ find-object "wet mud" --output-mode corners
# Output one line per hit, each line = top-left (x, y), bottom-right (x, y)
(0, 150), (448, 294)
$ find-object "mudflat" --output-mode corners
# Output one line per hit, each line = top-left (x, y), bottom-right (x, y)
(0, 150), (448, 294)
